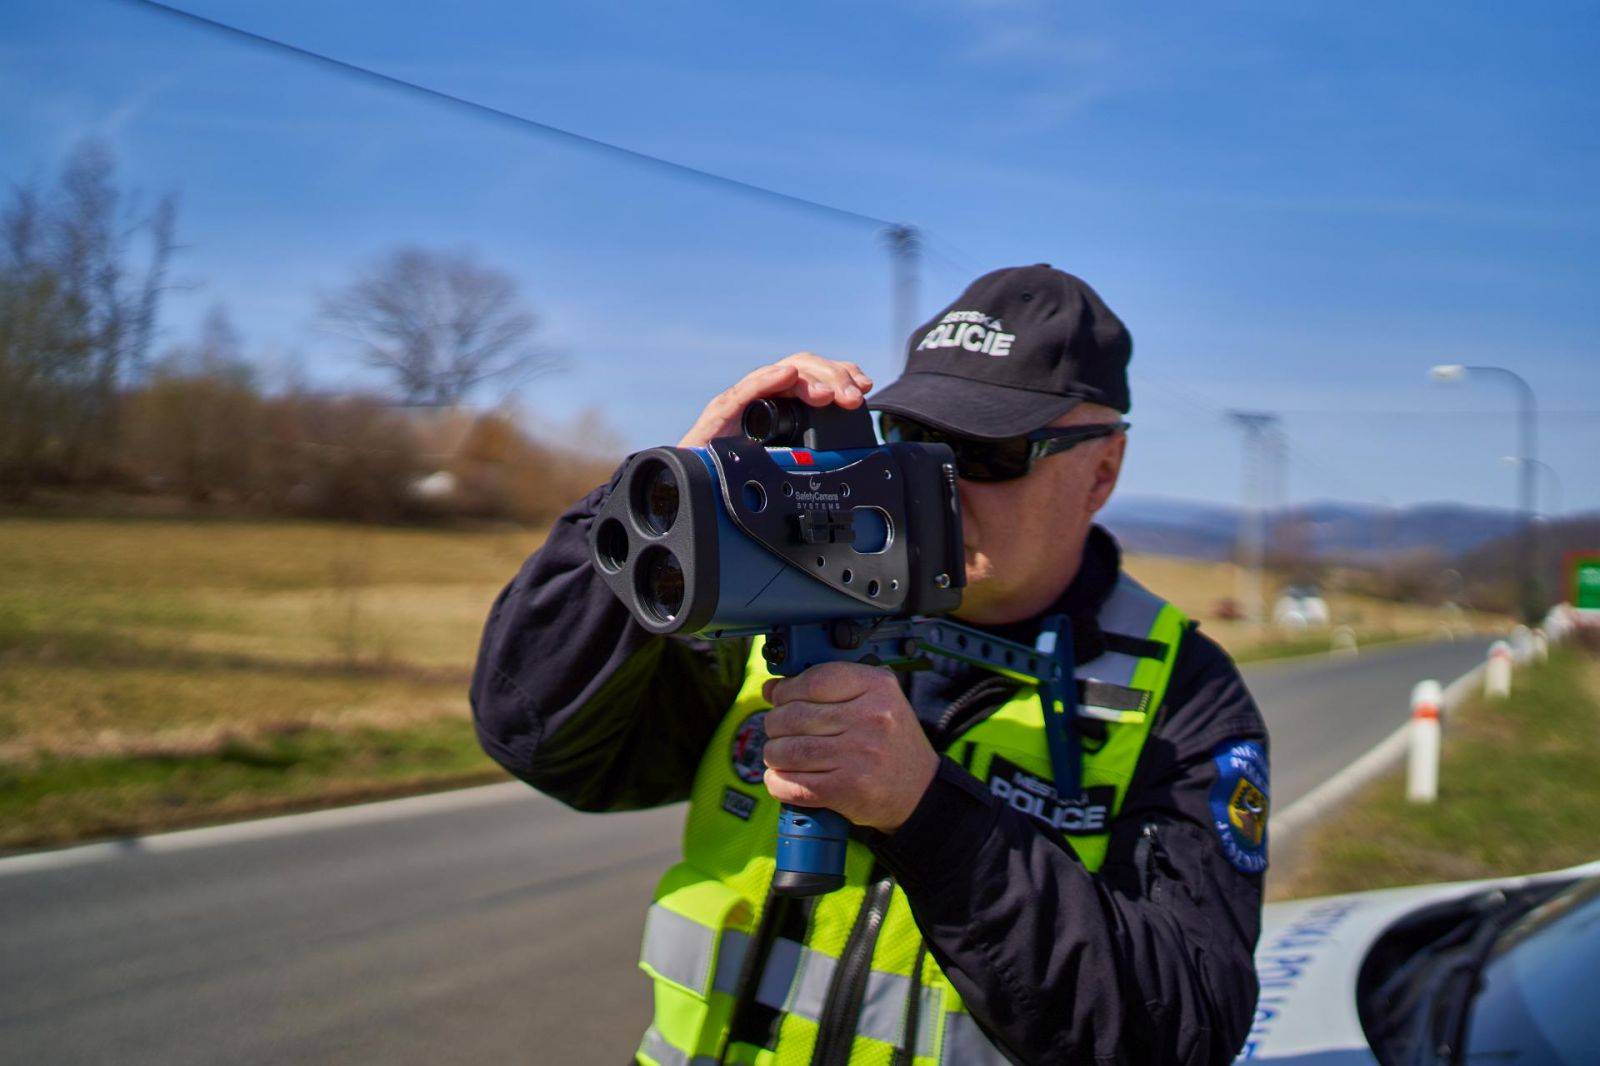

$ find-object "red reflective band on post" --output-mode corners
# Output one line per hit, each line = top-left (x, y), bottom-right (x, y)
(792, 450), (814, 465)
(1413, 703), (1439, 720)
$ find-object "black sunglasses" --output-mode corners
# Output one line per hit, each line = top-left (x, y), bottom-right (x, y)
(878, 413), (1129, 482)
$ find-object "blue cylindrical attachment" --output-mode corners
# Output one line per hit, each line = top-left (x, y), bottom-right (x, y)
(772, 803), (849, 896)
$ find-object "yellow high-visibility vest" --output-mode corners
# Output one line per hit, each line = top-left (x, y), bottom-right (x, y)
(637, 574), (1188, 1066)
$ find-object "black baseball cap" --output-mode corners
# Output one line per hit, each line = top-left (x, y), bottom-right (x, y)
(870, 264), (1131, 441)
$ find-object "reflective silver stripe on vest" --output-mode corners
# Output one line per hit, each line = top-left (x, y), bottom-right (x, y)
(643, 907), (939, 1056)
(939, 1011), (1012, 1066)
(638, 1025), (718, 1066)
(642, 905), (737, 995)
(915, 987), (941, 1059)
(858, 971), (938, 1053)
(1077, 649), (1140, 688)
(1096, 574), (1165, 643)
(712, 930), (749, 996)
(856, 967), (912, 1045)
(757, 936), (807, 1010)
(764, 942), (937, 1055)
(1073, 574), (1167, 720)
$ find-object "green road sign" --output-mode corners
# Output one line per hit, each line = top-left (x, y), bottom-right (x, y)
(1573, 553), (1600, 614)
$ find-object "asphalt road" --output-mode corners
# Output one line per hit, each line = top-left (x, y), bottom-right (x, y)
(1247, 636), (1489, 809)
(0, 636), (1489, 1065)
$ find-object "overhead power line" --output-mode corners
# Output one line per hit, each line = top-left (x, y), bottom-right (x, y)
(115, 0), (897, 231)
(1265, 408), (1600, 420)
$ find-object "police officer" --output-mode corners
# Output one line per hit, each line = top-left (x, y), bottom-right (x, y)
(471, 265), (1268, 1064)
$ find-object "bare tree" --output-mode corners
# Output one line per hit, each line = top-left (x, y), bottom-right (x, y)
(0, 140), (176, 495)
(51, 142), (176, 467)
(0, 187), (90, 496)
(320, 247), (550, 407)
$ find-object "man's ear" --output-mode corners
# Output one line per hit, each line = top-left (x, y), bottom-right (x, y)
(1085, 434), (1126, 516)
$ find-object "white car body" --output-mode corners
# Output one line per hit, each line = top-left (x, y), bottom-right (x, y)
(1239, 859), (1600, 1062)
(1272, 594), (1330, 629)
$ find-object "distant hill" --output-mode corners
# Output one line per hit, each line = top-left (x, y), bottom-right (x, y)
(1098, 498), (1242, 560)
(1101, 496), (1526, 562)
(1456, 514), (1600, 611)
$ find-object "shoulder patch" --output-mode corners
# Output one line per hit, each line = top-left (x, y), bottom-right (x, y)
(1209, 739), (1270, 874)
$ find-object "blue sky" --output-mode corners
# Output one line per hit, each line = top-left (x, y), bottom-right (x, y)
(4, 0), (1597, 513)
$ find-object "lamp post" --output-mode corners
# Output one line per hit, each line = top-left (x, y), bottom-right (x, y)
(1429, 364), (1540, 621)
(1501, 457), (1562, 598)
(1499, 456), (1562, 520)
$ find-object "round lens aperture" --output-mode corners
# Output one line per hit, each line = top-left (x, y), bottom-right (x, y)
(633, 460), (680, 536)
(742, 398), (799, 445)
(635, 546), (685, 624)
(595, 518), (629, 573)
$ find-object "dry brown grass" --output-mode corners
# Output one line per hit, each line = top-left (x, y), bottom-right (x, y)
(1122, 553), (1500, 659)
(0, 516), (545, 760)
(0, 520), (1494, 759)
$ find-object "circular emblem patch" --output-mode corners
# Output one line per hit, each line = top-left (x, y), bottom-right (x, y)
(730, 711), (769, 785)
(1209, 739), (1270, 875)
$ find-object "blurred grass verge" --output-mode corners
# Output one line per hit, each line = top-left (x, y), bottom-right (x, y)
(0, 515), (542, 851)
(1273, 643), (1600, 900)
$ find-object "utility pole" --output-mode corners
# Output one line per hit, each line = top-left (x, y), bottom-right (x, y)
(883, 225), (921, 365)
(1229, 411), (1282, 627)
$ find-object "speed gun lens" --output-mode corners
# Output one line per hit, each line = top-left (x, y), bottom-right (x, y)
(634, 460), (680, 535)
(636, 547), (685, 623)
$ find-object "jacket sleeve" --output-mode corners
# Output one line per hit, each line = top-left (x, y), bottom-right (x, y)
(871, 625), (1265, 1066)
(468, 472), (749, 812)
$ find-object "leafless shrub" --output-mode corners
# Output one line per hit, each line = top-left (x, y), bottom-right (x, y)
(432, 408), (619, 524)
(258, 393), (425, 523)
(120, 307), (265, 502)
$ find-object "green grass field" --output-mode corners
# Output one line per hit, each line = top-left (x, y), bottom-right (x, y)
(0, 510), (1497, 851)
(1277, 646), (1600, 899)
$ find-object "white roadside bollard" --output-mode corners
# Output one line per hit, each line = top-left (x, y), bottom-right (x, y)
(1546, 605), (1572, 644)
(1534, 628), (1550, 663)
(1330, 626), (1359, 659)
(1407, 679), (1443, 804)
(1511, 624), (1533, 662)
(1485, 640), (1514, 699)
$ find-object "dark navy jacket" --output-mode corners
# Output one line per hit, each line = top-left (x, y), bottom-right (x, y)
(471, 479), (1268, 1065)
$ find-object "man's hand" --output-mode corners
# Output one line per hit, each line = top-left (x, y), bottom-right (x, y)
(760, 662), (938, 833)
(678, 353), (874, 449)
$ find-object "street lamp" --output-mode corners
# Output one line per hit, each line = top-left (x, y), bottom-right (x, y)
(1499, 456), (1563, 519)
(1428, 364), (1540, 621)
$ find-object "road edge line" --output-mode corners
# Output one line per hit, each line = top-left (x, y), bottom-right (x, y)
(1272, 661), (1486, 848)
(0, 780), (533, 878)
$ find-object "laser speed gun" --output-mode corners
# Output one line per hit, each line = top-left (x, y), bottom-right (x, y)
(589, 399), (1069, 896)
